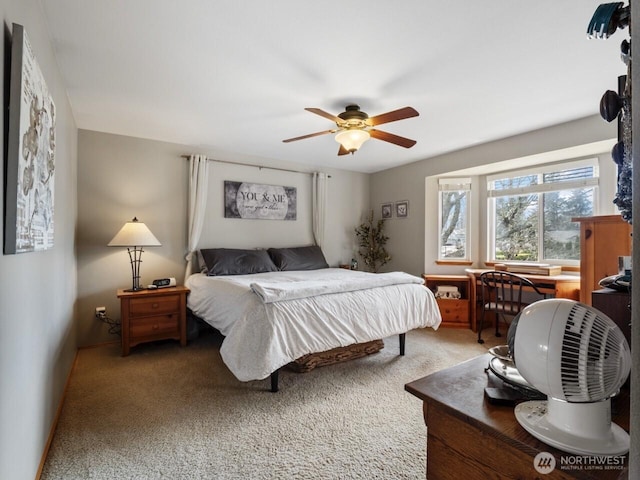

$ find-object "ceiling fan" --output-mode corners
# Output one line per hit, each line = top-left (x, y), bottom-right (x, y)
(283, 104), (419, 155)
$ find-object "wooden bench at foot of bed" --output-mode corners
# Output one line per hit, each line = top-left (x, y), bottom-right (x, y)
(270, 333), (406, 392)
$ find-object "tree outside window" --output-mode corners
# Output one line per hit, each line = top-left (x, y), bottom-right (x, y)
(542, 188), (593, 260)
(438, 179), (470, 260)
(489, 162), (597, 264)
(494, 194), (538, 261)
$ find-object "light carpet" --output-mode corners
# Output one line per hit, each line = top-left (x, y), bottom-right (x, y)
(41, 327), (500, 479)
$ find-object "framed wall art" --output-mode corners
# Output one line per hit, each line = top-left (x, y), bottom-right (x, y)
(381, 203), (392, 219)
(224, 181), (297, 220)
(395, 200), (409, 218)
(4, 23), (56, 254)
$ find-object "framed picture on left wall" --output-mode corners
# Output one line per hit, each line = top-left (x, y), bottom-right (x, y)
(4, 23), (56, 254)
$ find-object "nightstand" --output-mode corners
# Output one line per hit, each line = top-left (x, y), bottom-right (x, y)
(117, 286), (190, 356)
(422, 274), (470, 328)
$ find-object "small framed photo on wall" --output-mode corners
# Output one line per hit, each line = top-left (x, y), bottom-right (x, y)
(395, 200), (409, 218)
(381, 203), (392, 219)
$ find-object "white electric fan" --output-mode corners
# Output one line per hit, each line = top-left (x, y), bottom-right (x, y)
(508, 298), (631, 455)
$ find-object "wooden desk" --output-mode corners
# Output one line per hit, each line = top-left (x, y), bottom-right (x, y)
(466, 268), (580, 332)
(405, 354), (629, 480)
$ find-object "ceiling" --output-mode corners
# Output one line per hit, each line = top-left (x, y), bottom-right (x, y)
(39, 1), (626, 173)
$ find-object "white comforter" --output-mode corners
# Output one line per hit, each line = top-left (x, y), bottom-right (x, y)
(186, 268), (441, 381)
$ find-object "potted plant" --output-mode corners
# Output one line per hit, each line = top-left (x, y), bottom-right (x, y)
(355, 210), (391, 272)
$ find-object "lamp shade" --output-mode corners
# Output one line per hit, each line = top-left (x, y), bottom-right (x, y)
(335, 129), (370, 153)
(108, 217), (161, 247)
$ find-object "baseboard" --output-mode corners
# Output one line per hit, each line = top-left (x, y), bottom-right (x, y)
(78, 339), (120, 349)
(34, 349), (79, 480)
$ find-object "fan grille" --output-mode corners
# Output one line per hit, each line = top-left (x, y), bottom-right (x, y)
(561, 303), (629, 401)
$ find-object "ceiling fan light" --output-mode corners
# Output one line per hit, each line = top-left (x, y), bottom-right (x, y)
(335, 129), (370, 153)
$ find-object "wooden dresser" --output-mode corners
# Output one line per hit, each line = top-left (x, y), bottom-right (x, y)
(117, 286), (190, 356)
(405, 354), (629, 479)
(592, 288), (632, 347)
(572, 215), (631, 305)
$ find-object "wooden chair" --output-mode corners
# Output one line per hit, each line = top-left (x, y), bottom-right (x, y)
(477, 271), (544, 344)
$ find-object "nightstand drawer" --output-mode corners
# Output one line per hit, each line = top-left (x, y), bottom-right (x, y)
(129, 295), (180, 317)
(436, 299), (469, 321)
(130, 314), (179, 338)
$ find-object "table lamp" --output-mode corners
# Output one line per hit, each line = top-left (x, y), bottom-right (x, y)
(108, 217), (161, 291)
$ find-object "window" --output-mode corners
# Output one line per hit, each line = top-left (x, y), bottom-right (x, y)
(487, 160), (598, 264)
(438, 178), (471, 261)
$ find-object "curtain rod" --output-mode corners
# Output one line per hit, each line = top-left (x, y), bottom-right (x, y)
(181, 155), (330, 178)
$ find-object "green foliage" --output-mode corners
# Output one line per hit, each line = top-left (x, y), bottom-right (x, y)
(494, 188), (593, 262)
(495, 195), (538, 261)
(355, 210), (391, 273)
(542, 189), (592, 260)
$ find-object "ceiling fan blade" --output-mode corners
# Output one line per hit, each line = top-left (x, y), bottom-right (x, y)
(282, 129), (336, 143)
(367, 107), (419, 126)
(337, 144), (350, 156)
(369, 129), (417, 148)
(305, 108), (344, 124)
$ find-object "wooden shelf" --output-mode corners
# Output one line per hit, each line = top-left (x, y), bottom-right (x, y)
(572, 215), (631, 305)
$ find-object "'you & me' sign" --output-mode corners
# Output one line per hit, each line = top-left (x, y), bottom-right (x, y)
(224, 181), (297, 220)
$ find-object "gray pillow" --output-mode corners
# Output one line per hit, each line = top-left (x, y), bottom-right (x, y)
(200, 248), (278, 276)
(268, 245), (329, 271)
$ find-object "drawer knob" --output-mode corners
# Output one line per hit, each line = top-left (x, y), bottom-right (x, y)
(152, 303), (159, 309)
(153, 324), (159, 330)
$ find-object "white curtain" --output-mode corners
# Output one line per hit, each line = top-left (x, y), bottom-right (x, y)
(184, 154), (210, 281)
(312, 172), (327, 248)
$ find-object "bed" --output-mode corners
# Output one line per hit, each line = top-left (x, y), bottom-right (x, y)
(185, 246), (442, 391)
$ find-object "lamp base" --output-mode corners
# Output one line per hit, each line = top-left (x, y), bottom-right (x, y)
(123, 286), (147, 293)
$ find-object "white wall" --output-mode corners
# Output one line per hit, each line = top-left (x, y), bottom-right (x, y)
(196, 161), (366, 264)
(0, 2), (78, 479)
(76, 130), (369, 346)
(370, 115), (617, 277)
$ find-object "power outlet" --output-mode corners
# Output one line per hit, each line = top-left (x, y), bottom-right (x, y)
(95, 306), (106, 318)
